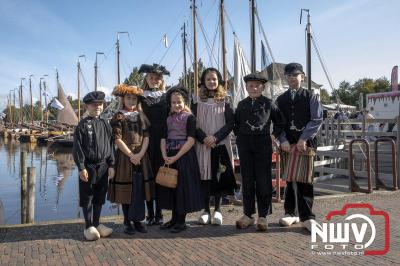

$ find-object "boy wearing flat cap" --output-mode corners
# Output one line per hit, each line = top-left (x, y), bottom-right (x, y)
(234, 71), (285, 231)
(276, 63), (322, 232)
(73, 91), (115, 241)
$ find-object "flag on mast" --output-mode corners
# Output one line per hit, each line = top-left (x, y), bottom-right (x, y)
(163, 34), (169, 48)
(261, 40), (267, 69)
(50, 98), (64, 110)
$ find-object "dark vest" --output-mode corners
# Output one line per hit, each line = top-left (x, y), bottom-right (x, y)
(277, 88), (313, 146)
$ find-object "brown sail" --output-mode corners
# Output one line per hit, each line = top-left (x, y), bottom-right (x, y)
(57, 82), (78, 126)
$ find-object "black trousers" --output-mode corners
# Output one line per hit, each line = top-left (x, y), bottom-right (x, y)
(79, 174), (108, 229)
(79, 171), (108, 229)
(237, 135), (272, 218)
(284, 181), (315, 222)
(79, 174), (108, 207)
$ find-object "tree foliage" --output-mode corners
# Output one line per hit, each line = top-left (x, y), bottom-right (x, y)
(124, 67), (144, 86)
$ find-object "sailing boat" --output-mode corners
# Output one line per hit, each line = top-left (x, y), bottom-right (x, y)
(47, 73), (78, 149)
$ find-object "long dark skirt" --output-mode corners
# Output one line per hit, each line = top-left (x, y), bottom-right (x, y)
(158, 148), (204, 214)
(127, 172), (146, 222)
(148, 123), (164, 178)
(202, 145), (237, 198)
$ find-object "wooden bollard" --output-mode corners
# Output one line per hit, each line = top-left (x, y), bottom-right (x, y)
(20, 151), (27, 224)
(27, 167), (36, 223)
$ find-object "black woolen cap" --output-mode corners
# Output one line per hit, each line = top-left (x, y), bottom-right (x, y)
(83, 91), (105, 104)
(166, 86), (189, 105)
(284, 63), (305, 75)
(243, 72), (268, 84)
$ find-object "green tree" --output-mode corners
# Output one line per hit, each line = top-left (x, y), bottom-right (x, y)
(331, 80), (356, 105)
(353, 78), (375, 95)
(2, 106), (19, 124)
(178, 59), (206, 96)
(331, 77), (391, 107)
(373, 77), (390, 93)
(124, 67), (144, 86)
(319, 88), (331, 104)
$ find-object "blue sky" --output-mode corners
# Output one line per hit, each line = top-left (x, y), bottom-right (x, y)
(0, 0), (399, 110)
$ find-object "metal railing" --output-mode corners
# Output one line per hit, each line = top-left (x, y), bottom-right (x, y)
(349, 139), (372, 193)
(374, 138), (398, 191)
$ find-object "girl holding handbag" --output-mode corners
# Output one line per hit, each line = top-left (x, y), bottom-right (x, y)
(108, 84), (152, 235)
(158, 86), (204, 233)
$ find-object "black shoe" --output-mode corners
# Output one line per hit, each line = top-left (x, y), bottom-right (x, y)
(154, 215), (164, 226)
(160, 219), (176, 230)
(123, 222), (135, 235)
(134, 222), (148, 233)
(170, 223), (187, 233)
(146, 216), (156, 226)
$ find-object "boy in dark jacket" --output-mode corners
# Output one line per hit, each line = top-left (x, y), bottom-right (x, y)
(73, 91), (115, 241)
(234, 72), (285, 231)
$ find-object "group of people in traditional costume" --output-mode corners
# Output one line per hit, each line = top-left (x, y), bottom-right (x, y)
(73, 62), (323, 241)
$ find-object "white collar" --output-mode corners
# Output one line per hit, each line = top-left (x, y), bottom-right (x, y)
(120, 109), (138, 116)
(144, 90), (164, 98)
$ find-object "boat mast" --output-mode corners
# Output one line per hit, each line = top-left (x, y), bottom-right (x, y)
(29, 75), (34, 125)
(56, 69), (60, 98)
(43, 78), (49, 124)
(39, 79), (43, 122)
(220, 0), (228, 89)
(250, 0), (256, 73)
(13, 88), (17, 125)
(301, 9), (312, 91)
(94, 51), (104, 91)
(191, 0), (199, 95)
(7, 93), (12, 126)
(116, 32), (130, 85)
(181, 22), (188, 88)
(77, 55), (86, 122)
(116, 34), (120, 85)
(20, 78), (26, 124)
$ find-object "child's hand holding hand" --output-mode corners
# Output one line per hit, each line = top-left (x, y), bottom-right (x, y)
(204, 135), (216, 148)
(296, 139), (306, 152)
(130, 153), (141, 165)
(79, 169), (89, 182)
(164, 156), (178, 165)
(108, 167), (115, 180)
(280, 141), (291, 153)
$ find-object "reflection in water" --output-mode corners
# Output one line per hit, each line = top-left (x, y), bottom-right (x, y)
(49, 151), (74, 211)
(0, 198), (4, 225)
(0, 140), (118, 224)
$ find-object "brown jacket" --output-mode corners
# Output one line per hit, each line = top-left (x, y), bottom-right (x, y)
(108, 111), (154, 204)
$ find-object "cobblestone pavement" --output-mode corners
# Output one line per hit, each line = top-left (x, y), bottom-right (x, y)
(1, 191), (399, 265)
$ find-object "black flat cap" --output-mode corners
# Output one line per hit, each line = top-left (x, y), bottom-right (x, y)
(243, 72), (268, 84)
(284, 63), (305, 75)
(139, 63), (170, 76)
(83, 91), (105, 104)
(166, 85), (189, 105)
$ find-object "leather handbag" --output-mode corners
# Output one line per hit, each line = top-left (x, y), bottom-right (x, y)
(155, 164), (178, 188)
